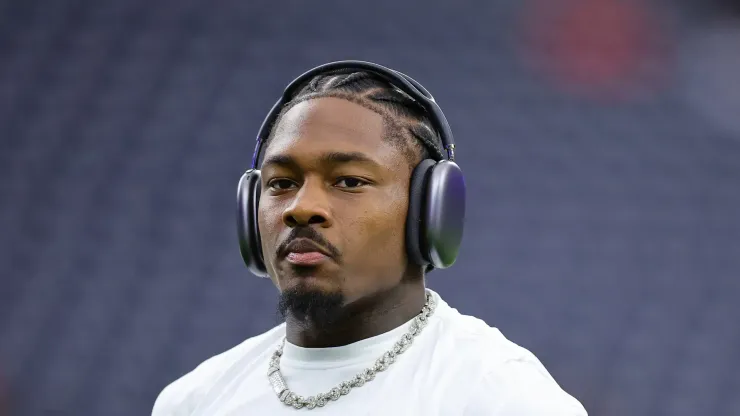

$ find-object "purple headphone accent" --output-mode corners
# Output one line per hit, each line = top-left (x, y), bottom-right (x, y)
(250, 138), (262, 169)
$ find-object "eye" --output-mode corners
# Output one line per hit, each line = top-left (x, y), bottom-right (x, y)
(268, 179), (298, 190)
(334, 177), (368, 189)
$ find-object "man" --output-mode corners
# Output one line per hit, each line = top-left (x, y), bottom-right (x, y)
(152, 61), (587, 415)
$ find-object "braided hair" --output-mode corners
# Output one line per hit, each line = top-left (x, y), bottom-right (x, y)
(264, 70), (446, 168)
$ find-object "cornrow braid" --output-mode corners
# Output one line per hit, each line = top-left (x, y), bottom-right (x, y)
(264, 70), (446, 167)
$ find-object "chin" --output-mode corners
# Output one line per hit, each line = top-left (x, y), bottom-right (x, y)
(279, 265), (338, 291)
(277, 281), (346, 326)
(281, 277), (342, 302)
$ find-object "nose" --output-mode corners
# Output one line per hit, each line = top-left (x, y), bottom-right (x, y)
(282, 178), (332, 228)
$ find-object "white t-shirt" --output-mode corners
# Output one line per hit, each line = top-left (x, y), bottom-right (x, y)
(152, 289), (587, 415)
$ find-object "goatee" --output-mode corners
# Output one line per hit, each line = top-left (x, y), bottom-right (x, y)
(277, 286), (345, 330)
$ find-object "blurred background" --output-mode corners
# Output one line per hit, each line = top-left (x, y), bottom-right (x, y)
(1, 0), (739, 415)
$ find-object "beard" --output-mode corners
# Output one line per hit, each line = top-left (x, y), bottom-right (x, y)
(277, 285), (346, 330)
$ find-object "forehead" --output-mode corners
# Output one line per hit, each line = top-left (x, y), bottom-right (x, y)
(264, 97), (401, 165)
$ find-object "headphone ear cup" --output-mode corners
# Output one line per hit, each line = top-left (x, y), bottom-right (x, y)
(406, 159), (437, 267)
(237, 169), (269, 277)
(423, 160), (466, 269)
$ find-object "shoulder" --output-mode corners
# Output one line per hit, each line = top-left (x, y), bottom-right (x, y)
(151, 323), (284, 415)
(430, 291), (587, 415)
(462, 358), (588, 415)
(430, 290), (543, 369)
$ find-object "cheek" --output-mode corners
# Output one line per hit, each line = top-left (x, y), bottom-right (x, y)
(258, 199), (283, 258)
(345, 188), (409, 267)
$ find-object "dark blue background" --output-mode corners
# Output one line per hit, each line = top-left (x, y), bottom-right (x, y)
(1, 1), (739, 415)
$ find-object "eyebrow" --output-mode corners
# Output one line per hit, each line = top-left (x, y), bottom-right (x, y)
(261, 151), (381, 169)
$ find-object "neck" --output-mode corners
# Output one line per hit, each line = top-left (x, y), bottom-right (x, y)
(284, 281), (427, 348)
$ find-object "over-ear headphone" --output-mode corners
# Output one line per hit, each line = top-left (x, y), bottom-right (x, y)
(237, 60), (466, 278)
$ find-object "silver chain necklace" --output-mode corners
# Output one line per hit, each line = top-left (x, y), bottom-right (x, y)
(268, 291), (437, 410)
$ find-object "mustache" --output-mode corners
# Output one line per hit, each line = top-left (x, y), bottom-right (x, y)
(276, 227), (341, 260)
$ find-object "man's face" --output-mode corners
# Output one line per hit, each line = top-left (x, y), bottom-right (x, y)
(258, 97), (414, 316)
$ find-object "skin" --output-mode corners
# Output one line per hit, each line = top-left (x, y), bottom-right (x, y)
(258, 97), (427, 348)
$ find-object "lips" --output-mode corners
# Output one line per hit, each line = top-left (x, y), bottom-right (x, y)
(282, 238), (332, 266)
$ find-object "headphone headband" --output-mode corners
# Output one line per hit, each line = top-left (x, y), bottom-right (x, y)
(250, 60), (456, 169)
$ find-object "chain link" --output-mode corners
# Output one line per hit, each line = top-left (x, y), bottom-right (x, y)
(267, 291), (437, 410)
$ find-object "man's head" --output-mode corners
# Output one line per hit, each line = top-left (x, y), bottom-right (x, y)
(256, 70), (444, 327)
